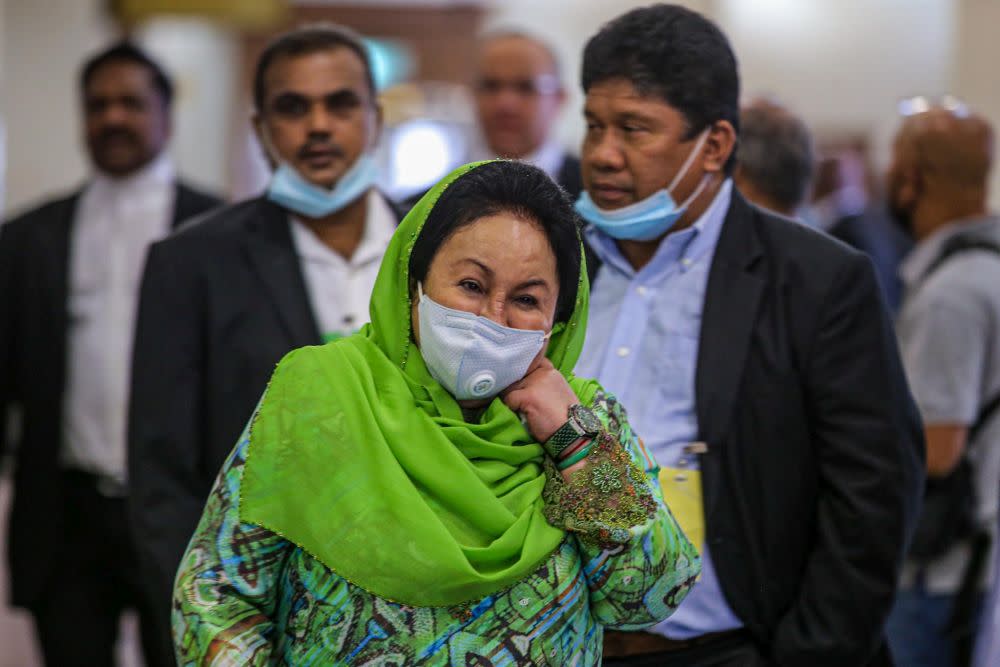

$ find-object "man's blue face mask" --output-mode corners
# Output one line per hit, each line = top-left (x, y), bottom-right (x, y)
(267, 153), (378, 219)
(576, 129), (710, 241)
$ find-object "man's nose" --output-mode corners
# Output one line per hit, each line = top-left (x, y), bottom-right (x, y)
(586, 131), (626, 172)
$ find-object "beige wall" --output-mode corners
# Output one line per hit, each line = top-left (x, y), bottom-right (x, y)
(953, 0), (1000, 208)
(3, 0), (115, 215)
(2, 0), (999, 214)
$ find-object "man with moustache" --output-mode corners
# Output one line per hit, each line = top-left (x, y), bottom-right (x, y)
(883, 106), (1000, 667)
(572, 6), (924, 666)
(127, 23), (403, 658)
(0, 43), (220, 666)
(471, 31), (582, 197)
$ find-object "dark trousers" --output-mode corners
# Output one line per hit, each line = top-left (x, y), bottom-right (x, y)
(603, 631), (770, 667)
(29, 470), (171, 667)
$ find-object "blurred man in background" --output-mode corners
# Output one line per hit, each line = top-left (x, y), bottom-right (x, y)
(573, 5), (923, 665)
(885, 105), (1000, 667)
(733, 98), (815, 218)
(0, 42), (220, 666)
(472, 31), (582, 198)
(128, 23), (403, 659)
(809, 150), (913, 313)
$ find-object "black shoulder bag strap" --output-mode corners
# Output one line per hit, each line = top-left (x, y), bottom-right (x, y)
(927, 235), (1000, 665)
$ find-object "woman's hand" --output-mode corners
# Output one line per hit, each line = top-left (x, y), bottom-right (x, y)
(501, 357), (578, 443)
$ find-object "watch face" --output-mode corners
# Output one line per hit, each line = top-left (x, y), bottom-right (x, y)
(571, 404), (601, 434)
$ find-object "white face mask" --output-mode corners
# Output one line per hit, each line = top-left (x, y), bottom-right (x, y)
(416, 284), (550, 400)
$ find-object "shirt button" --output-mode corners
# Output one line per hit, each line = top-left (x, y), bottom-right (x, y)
(681, 258), (693, 268)
(519, 598), (530, 607)
(616, 346), (631, 357)
(623, 575), (633, 584)
(636, 285), (648, 296)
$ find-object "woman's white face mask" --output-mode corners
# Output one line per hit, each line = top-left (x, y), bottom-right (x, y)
(416, 283), (550, 400)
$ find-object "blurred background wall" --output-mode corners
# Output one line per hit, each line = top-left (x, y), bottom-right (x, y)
(3, 0), (1000, 216)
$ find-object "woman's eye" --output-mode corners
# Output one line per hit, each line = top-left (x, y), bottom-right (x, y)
(459, 280), (482, 293)
(516, 295), (539, 307)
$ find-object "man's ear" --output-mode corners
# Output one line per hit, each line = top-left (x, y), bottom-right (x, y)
(253, 112), (278, 167)
(703, 120), (737, 174)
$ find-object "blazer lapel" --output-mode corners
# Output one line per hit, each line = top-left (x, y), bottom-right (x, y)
(695, 193), (765, 520)
(242, 198), (322, 349)
(171, 183), (197, 229)
(48, 194), (79, 332)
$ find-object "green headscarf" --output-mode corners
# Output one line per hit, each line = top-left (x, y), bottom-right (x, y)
(240, 161), (599, 607)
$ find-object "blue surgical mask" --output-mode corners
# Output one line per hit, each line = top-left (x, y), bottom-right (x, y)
(575, 130), (710, 241)
(416, 284), (550, 401)
(267, 153), (378, 219)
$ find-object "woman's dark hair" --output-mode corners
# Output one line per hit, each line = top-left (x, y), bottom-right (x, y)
(80, 42), (173, 107)
(409, 161), (582, 323)
(582, 4), (740, 173)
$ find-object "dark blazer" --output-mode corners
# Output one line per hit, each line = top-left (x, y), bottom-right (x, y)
(828, 207), (913, 315)
(591, 192), (924, 666)
(0, 182), (222, 608)
(127, 193), (404, 654)
(555, 154), (583, 201)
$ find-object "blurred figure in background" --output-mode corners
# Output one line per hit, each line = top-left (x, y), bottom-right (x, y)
(572, 5), (923, 665)
(472, 31), (582, 198)
(885, 105), (1000, 667)
(733, 98), (815, 218)
(810, 150), (913, 313)
(127, 23), (403, 659)
(0, 42), (220, 667)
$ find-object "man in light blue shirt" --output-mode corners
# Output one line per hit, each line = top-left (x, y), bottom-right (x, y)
(578, 179), (743, 641)
(578, 6), (924, 667)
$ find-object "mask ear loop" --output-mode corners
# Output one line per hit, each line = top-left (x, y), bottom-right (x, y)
(666, 128), (711, 194)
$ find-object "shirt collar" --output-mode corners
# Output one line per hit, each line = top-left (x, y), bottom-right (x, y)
(291, 189), (396, 268)
(520, 139), (566, 178)
(469, 137), (566, 179)
(585, 178), (733, 281)
(900, 214), (1000, 286)
(91, 152), (175, 194)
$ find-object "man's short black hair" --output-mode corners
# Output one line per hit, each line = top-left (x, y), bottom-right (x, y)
(582, 3), (740, 173)
(739, 103), (815, 212)
(80, 41), (173, 106)
(410, 161), (582, 323)
(254, 23), (376, 112)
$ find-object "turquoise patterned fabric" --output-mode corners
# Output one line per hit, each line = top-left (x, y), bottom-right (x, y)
(173, 392), (700, 665)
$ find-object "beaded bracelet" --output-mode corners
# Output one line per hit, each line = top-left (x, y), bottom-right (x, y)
(557, 436), (591, 463)
(557, 440), (595, 470)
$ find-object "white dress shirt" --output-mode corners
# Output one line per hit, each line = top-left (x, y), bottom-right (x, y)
(290, 190), (397, 341)
(62, 154), (176, 489)
(469, 137), (567, 180)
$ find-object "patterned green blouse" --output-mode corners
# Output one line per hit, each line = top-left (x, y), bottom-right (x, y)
(173, 392), (700, 665)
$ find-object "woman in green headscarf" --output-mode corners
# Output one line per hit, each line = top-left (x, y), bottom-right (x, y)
(172, 161), (699, 665)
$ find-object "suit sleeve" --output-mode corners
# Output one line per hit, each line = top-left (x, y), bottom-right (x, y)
(0, 222), (16, 464)
(128, 240), (209, 651)
(772, 253), (925, 666)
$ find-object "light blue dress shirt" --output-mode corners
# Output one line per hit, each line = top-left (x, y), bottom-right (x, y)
(576, 179), (743, 639)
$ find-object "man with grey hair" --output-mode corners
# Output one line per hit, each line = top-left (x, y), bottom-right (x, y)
(733, 98), (815, 218)
(471, 31), (582, 197)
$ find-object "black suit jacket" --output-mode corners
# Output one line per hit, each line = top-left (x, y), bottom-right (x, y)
(127, 193), (404, 654)
(555, 154), (583, 201)
(591, 192), (924, 666)
(0, 182), (222, 608)
(828, 207), (913, 315)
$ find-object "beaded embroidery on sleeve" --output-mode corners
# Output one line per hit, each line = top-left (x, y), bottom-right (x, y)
(542, 391), (659, 549)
